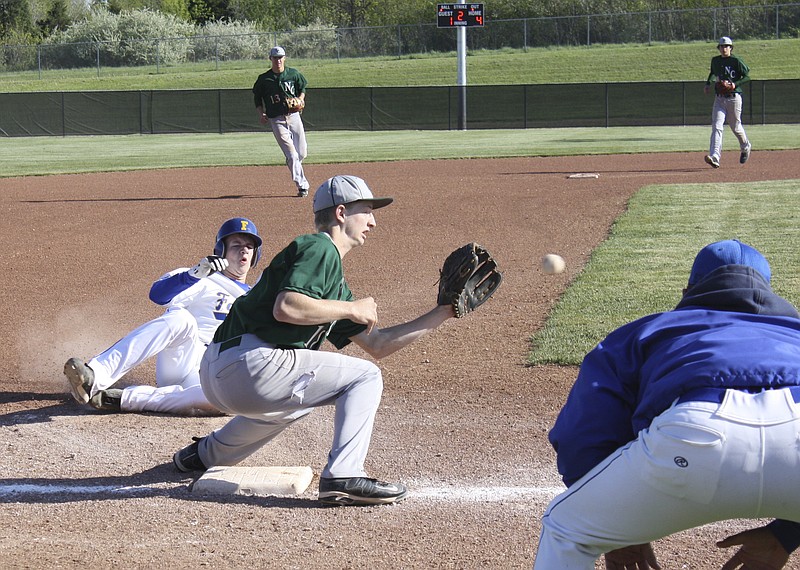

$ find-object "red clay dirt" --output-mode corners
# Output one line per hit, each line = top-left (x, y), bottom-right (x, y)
(2, 150), (800, 569)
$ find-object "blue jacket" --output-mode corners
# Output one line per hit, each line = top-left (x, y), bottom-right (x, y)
(549, 265), (800, 487)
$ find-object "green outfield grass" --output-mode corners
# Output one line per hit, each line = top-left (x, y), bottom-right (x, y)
(529, 178), (800, 366)
(2, 124), (799, 177)
(2, 38), (799, 93)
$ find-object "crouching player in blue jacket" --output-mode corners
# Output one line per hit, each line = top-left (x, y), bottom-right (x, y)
(534, 240), (800, 570)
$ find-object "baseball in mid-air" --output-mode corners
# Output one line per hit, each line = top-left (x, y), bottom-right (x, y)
(541, 254), (566, 274)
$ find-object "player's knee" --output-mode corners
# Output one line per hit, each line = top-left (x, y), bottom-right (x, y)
(357, 362), (384, 397)
(162, 308), (199, 336)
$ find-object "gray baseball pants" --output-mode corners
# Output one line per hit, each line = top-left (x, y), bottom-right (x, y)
(269, 113), (308, 191)
(708, 93), (749, 161)
(197, 334), (383, 478)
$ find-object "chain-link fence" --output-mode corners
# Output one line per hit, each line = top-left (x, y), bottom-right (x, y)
(2, 3), (799, 74)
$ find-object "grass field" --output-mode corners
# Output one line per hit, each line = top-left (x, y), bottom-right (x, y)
(2, 125), (799, 177)
(530, 178), (800, 365)
(2, 38), (799, 93)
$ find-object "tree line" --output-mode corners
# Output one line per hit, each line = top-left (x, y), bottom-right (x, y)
(0, 0), (779, 46)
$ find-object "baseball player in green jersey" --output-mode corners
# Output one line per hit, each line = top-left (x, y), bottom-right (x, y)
(173, 175), (457, 506)
(253, 46), (310, 197)
(703, 36), (752, 168)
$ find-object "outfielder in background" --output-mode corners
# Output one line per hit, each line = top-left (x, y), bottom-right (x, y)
(533, 240), (800, 569)
(63, 218), (263, 416)
(253, 46), (310, 197)
(172, 175), (501, 507)
(703, 36), (752, 169)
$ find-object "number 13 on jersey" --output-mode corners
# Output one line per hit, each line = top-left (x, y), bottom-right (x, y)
(437, 3), (485, 27)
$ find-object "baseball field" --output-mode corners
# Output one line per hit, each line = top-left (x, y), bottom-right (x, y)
(2, 122), (800, 567)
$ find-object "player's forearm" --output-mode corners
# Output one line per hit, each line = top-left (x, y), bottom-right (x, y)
(354, 305), (453, 360)
(273, 291), (357, 326)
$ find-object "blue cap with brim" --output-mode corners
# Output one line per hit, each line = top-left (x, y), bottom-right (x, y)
(688, 239), (771, 286)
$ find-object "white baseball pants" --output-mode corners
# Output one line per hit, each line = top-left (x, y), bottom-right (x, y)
(197, 334), (384, 478)
(534, 387), (800, 569)
(708, 93), (749, 161)
(88, 307), (217, 415)
(269, 113), (308, 191)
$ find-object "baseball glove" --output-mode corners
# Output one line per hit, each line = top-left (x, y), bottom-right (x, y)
(285, 97), (305, 113)
(715, 79), (735, 95)
(437, 243), (503, 318)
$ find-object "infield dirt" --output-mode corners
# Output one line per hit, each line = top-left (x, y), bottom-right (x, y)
(2, 150), (800, 569)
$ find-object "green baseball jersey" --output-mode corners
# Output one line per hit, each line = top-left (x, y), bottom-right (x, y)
(252, 67), (308, 118)
(214, 233), (366, 350)
(706, 54), (750, 94)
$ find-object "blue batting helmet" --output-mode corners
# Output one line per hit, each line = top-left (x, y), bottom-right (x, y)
(214, 217), (263, 267)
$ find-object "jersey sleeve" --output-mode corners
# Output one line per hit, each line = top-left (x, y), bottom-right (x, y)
(252, 75), (264, 108)
(737, 58), (751, 85)
(296, 71), (308, 94)
(548, 324), (642, 486)
(280, 238), (341, 299)
(149, 269), (200, 305)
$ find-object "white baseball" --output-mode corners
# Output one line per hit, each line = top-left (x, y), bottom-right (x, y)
(541, 254), (566, 274)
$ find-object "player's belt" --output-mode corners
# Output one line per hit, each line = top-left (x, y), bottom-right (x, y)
(677, 386), (800, 405)
(218, 336), (242, 353)
(717, 92), (738, 98)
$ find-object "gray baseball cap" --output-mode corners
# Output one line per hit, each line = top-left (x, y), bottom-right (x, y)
(270, 46), (286, 58)
(718, 36), (733, 46)
(312, 175), (394, 213)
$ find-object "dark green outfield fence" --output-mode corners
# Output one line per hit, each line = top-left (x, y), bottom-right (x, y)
(1, 80), (798, 136)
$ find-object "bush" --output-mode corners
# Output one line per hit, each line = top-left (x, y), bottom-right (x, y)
(192, 19), (262, 62)
(0, 30), (39, 71)
(47, 8), (195, 68)
(275, 19), (338, 59)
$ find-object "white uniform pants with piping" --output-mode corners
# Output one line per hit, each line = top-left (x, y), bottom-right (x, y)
(534, 387), (800, 569)
(88, 307), (217, 415)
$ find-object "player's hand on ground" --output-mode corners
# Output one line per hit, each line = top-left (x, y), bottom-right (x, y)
(190, 255), (228, 279)
(350, 297), (378, 334)
(604, 543), (662, 570)
(718, 526), (790, 570)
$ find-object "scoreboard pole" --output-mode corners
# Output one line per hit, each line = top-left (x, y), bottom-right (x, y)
(457, 27), (467, 131)
(437, 4), (484, 130)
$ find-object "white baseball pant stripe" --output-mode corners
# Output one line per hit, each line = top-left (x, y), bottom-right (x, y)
(197, 334), (383, 478)
(534, 387), (800, 569)
(709, 93), (749, 161)
(269, 114), (308, 191)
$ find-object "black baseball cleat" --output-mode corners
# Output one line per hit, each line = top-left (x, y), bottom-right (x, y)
(297, 188), (309, 198)
(704, 155), (720, 168)
(318, 476), (408, 506)
(89, 389), (123, 412)
(64, 357), (95, 404)
(173, 437), (208, 473)
(740, 143), (752, 164)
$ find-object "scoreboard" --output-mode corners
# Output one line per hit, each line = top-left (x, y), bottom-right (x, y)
(437, 4), (485, 28)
